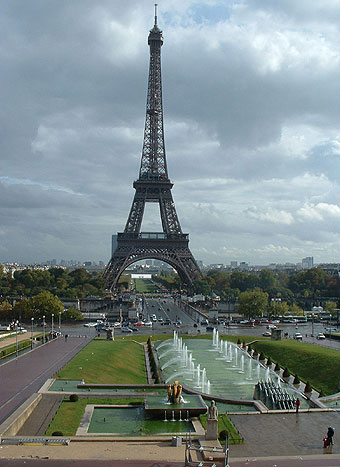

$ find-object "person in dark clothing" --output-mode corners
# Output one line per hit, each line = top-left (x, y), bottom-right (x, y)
(327, 426), (335, 446)
(295, 397), (301, 413)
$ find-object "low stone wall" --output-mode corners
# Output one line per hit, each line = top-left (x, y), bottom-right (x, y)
(0, 393), (42, 436)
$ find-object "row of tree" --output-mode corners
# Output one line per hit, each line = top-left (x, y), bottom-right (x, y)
(0, 266), (106, 298)
(0, 291), (83, 323)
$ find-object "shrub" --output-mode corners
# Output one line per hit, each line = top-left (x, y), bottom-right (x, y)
(259, 352), (265, 361)
(293, 374), (300, 385)
(219, 430), (228, 441)
(237, 338), (241, 345)
(282, 367), (290, 378)
(304, 381), (312, 393)
(247, 344), (252, 353)
(253, 350), (258, 358)
(242, 341), (246, 349)
(274, 363), (280, 372)
(266, 357), (272, 366)
(52, 431), (63, 436)
(69, 394), (79, 402)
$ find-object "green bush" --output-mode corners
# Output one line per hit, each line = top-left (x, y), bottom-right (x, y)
(266, 357), (272, 366)
(274, 363), (280, 372)
(304, 381), (312, 393)
(283, 367), (290, 378)
(69, 394), (79, 402)
(293, 374), (300, 384)
(259, 352), (265, 361)
(237, 338), (241, 345)
(219, 430), (228, 441)
(52, 431), (63, 436)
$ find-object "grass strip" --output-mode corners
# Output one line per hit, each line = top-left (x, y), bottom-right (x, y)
(57, 340), (147, 384)
(46, 397), (143, 436)
(199, 414), (243, 445)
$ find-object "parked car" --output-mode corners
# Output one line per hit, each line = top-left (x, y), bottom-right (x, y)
(262, 331), (271, 337)
(158, 317), (163, 322)
(121, 327), (133, 333)
(294, 332), (303, 341)
(143, 321), (153, 327)
(316, 333), (326, 340)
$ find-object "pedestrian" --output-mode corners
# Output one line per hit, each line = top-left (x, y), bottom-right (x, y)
(326, 426), (335, 446)
(295, 397), (301, 413)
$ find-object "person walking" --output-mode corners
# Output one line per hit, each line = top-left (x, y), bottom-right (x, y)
(295, 397), (301, 413)
(327, 426), (335, 446)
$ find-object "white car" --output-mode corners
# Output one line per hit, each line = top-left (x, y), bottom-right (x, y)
(262, 331), (271, 337)
(143, 321), (153, 327)
(121, 327), (133, 333)
(113, 322), (122, 328)
(294, 332), (303, 341)
(316, 333), (326, 340)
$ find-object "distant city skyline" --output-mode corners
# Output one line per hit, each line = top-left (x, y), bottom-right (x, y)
(2, 2), (340, 265)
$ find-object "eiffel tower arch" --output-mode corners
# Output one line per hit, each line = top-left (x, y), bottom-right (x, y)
(104, 6), (201, 291)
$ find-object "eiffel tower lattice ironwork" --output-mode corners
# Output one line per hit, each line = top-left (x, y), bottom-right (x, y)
(104, 6), (201, 291)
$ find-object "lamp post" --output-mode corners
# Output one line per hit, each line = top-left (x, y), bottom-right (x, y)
(15, 320), (19, 358)
(31, 317), (34, 349)
(43, 315), (45, 343)
(51, 313), (54, 338)
(58, 311), (61, 334)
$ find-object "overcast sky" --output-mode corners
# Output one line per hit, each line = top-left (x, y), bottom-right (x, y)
(1, 0), (340, 266)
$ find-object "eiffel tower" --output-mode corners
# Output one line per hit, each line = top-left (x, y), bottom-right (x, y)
(104, 6), (201, 291)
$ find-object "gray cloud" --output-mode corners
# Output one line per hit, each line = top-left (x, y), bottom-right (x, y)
(1, 0), (340, 265)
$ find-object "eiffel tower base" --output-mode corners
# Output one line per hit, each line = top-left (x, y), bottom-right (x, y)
(104, 233), (201, 291)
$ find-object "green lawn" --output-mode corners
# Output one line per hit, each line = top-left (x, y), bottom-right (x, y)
(200, 413), (243, 445)
(57, 340), (147, 384)
(133, 279), (158, 293)
(46, 397), (143, 436)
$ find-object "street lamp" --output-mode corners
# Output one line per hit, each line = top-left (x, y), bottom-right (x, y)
(51, 313), (54, 337)
(15, 320), (19, 358)
(58, 311), (61, 334)
(43, 315), (46, 343)
(31, 317), (34, 349)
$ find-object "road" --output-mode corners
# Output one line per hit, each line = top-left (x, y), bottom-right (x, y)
(0, 335), (92, 425)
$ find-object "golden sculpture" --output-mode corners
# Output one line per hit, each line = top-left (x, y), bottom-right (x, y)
(167, 381), (183, 404)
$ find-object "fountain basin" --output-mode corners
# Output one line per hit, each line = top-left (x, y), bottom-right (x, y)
(145, 395), (207, 418)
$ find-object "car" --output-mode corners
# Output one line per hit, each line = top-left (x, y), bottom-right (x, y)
(325, 328), (337, 333)
(294, 332), (303, 341)
(152, 315), (157, 322)
(121, 327), (133, 333)
(316, 333), (326, 340)
(164, 319), (171, 325)
(113, 322), (122, 328)
(262, 331), (271, 337)
(143, 321), (153, 327)
(135, 321), (143, 326)
(158, 317), (163, 322)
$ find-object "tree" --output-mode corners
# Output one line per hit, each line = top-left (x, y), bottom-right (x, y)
(238, 289), (268, 319)
(324, 301), (337, 315)
(0, 301), (12, 321)
(63, 306), (83, 321)
(13, 291), (63, 321)
(267, 299), (289, 317)
(290, 303), (304, 316)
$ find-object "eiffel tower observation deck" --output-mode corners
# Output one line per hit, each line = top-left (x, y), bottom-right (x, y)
(104, 5), (202, 291)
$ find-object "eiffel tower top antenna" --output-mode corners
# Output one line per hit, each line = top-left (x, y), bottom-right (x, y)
(154, 3), (158, 27)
